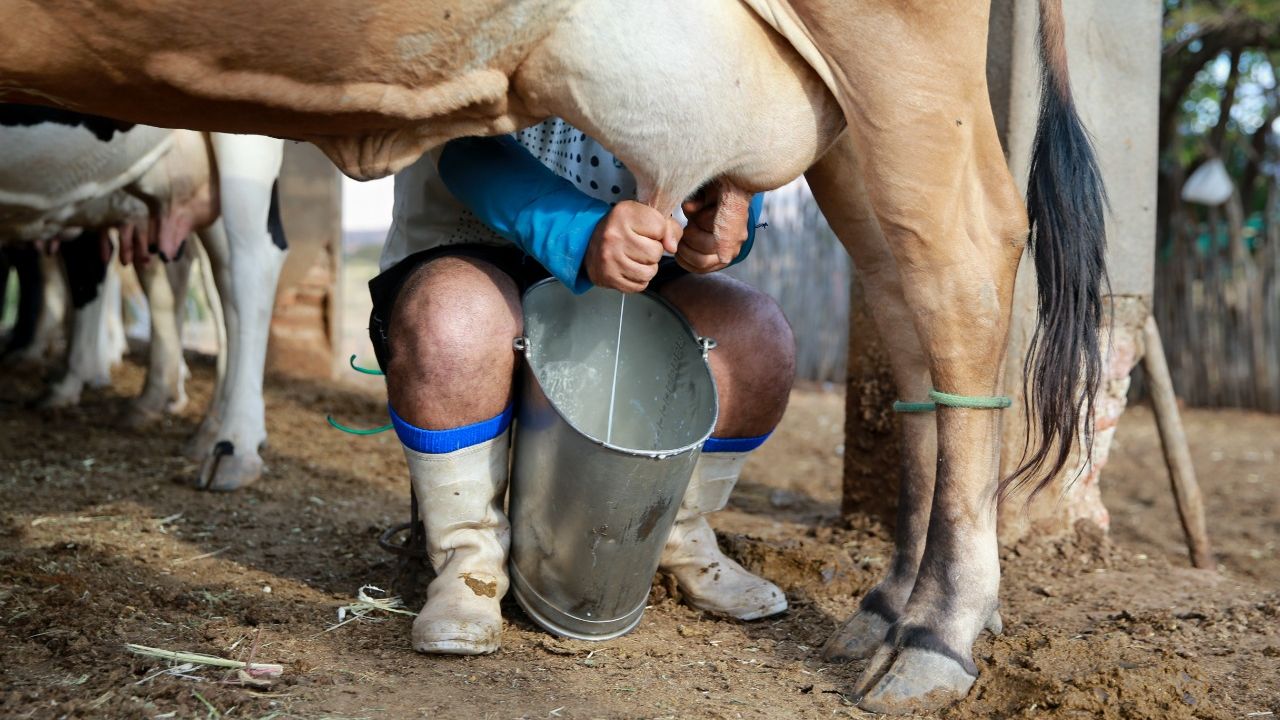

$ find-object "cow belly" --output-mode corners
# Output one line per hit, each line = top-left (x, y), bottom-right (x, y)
(0, 123), (172, 210)
(514, 0), (846, 212)
(1, 0), (577, 180)
(0, 123), (173, 242)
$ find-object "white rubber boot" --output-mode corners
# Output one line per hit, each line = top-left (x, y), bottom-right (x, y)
(405, 432), (510, 655)
(660, 452), (788, 620)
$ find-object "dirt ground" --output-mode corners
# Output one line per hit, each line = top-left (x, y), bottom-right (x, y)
(1, 357), (1277, 719)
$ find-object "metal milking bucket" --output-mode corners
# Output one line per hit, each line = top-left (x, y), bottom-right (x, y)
(509, 278), (718, 640)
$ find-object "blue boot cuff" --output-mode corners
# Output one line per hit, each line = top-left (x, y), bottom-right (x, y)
(702, 431), (772, 454)
(389, 403), (513, 454)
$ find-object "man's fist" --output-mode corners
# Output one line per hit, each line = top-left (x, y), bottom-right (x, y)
(677, 180), (752, 274)
(584, 200), (681, 293)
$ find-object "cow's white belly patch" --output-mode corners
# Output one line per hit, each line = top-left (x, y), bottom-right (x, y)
(0, 124), (173, 241)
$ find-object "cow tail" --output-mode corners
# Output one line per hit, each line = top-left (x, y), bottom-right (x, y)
(1005, 0), (1109, 495)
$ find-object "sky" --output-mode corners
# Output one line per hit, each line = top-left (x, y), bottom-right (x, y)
(341, 176), (395, 231)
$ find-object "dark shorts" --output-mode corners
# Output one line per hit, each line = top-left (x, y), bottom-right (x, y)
(367, 243), (688, 371)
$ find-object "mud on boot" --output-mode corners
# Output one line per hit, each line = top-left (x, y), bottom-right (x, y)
(660, 450), (788, 621)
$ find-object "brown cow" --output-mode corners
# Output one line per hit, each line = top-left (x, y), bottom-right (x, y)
(0, 0), (1105, 712)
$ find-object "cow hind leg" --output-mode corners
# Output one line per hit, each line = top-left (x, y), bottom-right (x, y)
(817, 84), (1028, 720)
(19, 253), (69, 364)
(808, 136), (1006, 664)
(852, 156), (1024, 715)
(187, 135), (285, 492)
(804, 136), (937, 661)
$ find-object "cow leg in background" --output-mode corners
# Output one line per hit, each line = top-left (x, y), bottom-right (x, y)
(185, 236), (228, 458)
(102, 255), (126, 367)
(0, 248), (11, 347)
(27, 253), (69, 363)
(188, 134), (285, 491)
(42, 232), (120, 407)
(129, 240), (194, 424)
(0, 244), (46, 361)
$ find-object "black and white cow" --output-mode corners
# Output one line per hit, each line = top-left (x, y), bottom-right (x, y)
(0, 106), (288, 491)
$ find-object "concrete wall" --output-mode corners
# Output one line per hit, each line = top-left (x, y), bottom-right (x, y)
(990, 0), (1162, 539)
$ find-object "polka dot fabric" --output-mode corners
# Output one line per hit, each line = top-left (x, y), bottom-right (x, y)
(380, 118), (639, 272)
(512, 119), (637, 205)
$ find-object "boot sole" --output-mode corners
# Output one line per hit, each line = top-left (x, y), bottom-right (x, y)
(414, 638), (499, 656)
(695, 595), (789, 621)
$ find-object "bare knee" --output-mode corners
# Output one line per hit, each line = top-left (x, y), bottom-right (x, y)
(386, 257), (522, 428)
(660, 274), (795, 437)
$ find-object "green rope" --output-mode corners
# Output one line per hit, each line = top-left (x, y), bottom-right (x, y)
(892, 400), (937, 413)
(929, 389), (1012, 410)
(326, 414), (394, 435)
(349, 354), (384, 376)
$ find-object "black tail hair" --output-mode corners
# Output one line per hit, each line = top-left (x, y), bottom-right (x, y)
(1005, 0), (1109, 495)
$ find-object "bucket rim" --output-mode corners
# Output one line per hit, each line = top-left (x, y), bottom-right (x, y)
(517, 277), (719, 458)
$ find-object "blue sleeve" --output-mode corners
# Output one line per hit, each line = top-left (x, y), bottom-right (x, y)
(438, 136), (607, 294)
(730, 192), (765, 267)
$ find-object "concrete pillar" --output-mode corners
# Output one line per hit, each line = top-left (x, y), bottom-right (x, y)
(841, 1), (1162, 540)
(267, 143), (343, 379)
(992, 0), (1161, 541)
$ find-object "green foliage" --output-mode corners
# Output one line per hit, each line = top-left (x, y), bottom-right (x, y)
(1163, 0), (1279, 215)
(1165, 0), (1280, 44)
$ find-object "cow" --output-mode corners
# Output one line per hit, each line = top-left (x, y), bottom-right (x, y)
(0, 109), (289, 492)
(0, 1), (1106, 712)
(0, 244), (67, 363)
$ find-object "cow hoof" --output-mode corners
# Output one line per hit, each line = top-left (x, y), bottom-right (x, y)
(184, 428), (219, 462)
(127, 393), (188, 427)
(191, 441), (262, 492)
(123, 403), (164, 429)
(856, 647), (976, 715)
(985, 609), (1003, 636)
(822, 609), (893, 662)
(35, 388), (81, 409)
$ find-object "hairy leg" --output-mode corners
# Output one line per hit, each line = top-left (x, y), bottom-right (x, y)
(657, 273), (795, 438)
(385, 257), (522, 426)
(655, 272), (797, 619)
(383, 255), (521, 655)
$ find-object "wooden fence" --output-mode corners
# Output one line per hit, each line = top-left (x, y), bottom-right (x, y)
(727, 179), (852, 383)
(1154, 182), (1280, 412)
(745, 174), (1280, 410)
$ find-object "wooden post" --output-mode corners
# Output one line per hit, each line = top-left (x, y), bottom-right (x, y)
(840, 277), (900, 524)
(1141, 315), (1215, 569)
(267, 143), (343, 379)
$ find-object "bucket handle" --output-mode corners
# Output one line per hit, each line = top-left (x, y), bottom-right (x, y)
(698, 336), (717, 360)
(516, 334), (714, 358)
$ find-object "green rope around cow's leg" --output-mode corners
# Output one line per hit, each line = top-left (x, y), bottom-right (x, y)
(928, 389), (1012, 410)
(892, 400), (938, 413)
(326, 415), (394, 435)
(349, 354), (385, 376)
